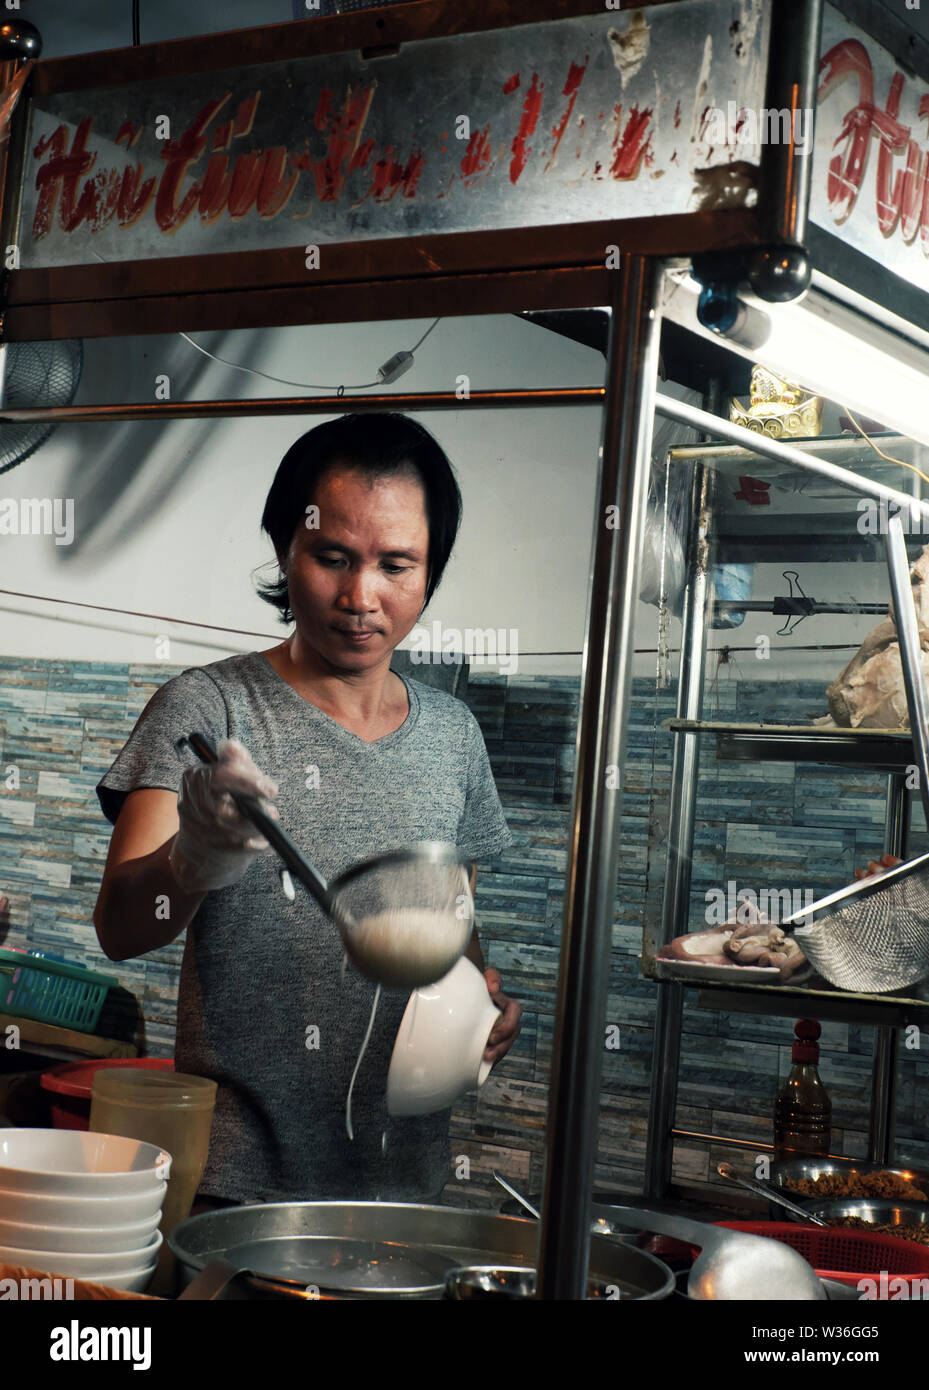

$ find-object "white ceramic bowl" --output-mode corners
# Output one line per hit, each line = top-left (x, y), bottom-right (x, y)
(0, 1212), (160, 1253)
(0, 1229), (162, 1277)
(85, 1267), (157, 1293)
(0, 1183), (166, 1227)
(0, 1129), (171, 1195)
(387, 956), (502, 1117)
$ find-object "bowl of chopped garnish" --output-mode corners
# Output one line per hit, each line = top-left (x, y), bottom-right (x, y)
(768, 1157), (929, 1242)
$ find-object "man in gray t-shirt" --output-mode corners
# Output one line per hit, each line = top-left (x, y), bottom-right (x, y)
(96, 650), (513, 1204)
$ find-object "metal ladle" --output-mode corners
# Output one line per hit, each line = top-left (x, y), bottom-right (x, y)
(597, 1205), (827, 1299)
(180, 731), (474, 988)
(492, 1173), (825, 1299)
(493, 1171), (628, 1238)
(716, 1161), (829, 1226)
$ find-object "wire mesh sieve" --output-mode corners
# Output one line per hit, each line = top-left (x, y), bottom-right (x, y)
(333, 848), (474, 989)
(181, 733), (474, 989)
(785, 852), (929, 993)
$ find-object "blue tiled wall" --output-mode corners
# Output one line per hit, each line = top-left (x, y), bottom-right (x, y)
(1, 657), (927, 1206)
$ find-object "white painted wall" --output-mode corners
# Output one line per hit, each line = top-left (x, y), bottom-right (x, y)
(0, 305), (907, 702)
(0, 314), (623, 678)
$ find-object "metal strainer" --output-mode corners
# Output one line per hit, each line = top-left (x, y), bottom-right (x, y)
(783, 850), (929, 992)
(182, 732), (473, 988)
(782, 516), (929, 993)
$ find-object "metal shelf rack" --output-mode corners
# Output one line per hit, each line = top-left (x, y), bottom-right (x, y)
(643, 434), (928, 1199)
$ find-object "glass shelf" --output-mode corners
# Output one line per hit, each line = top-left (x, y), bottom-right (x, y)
(665, 719), (914, 769)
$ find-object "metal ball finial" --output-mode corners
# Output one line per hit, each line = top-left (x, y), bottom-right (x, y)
(0, 19), (42, 61)
(746, 244), (811, 304)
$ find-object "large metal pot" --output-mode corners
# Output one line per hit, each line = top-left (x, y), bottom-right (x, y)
(168, 1201), (676, 1300)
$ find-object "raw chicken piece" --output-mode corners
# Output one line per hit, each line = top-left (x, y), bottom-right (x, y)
(825, 543), (929, 729)
(724, 920), (807, 979)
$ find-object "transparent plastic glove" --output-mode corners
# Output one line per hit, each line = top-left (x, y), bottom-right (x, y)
(168, 738), (279, 894)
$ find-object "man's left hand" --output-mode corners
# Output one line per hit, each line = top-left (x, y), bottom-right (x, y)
(482, 968), (522, 1065)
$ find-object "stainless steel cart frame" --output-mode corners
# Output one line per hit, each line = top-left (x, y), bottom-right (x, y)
(1, 0), (927, 1297)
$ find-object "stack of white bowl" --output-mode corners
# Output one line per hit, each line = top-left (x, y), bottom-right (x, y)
(0, 1128), (170, 1292)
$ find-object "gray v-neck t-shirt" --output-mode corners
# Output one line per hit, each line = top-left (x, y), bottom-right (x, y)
(96, 651), (513, 1204)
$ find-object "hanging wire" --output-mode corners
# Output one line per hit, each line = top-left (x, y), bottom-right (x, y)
(178, 332), (380, 393)
(0, 586), (871, 655)
(178, 317), (441, 395)
(842, 405), (929, 486)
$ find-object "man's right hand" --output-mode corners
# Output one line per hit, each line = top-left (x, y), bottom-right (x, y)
(168, 738), (279, 894)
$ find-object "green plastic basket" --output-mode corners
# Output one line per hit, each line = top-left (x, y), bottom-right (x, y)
(0, 950), (119, 1032)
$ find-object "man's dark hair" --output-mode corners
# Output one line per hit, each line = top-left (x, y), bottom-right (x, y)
(256, 412), (462, 625)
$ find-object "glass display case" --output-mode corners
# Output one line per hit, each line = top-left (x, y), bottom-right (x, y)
(640, 365), (929, 1198)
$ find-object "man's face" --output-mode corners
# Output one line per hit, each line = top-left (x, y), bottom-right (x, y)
(281, 465), (430, 672)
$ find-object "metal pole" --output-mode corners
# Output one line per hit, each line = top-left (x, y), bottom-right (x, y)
(869, 1028), (899, 1165)
(0, 387), (603, 424)
(870, 516), (929, 1165)
(0, 23), (39, 323)
(870, 768), (905, 1164)
(6, 388), (925, 526)
(755, 0), (823, 246)
(885, 518), (929, 821)
(643, 422), (714, 1201)
(870, 770), (908, 1166)
(536, 254), (663, 1300)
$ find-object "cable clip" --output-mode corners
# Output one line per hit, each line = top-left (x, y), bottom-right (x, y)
(773, 571), (814, 637)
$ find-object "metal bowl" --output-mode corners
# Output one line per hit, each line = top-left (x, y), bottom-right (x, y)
(768, 1156), (929, 1221)
(803, 1198), (929, 1241)
(169, 1201), (677, 1300)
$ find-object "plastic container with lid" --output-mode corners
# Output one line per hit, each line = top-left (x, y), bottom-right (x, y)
(89, 1070), (217, 1237)
(41, 1058), (174, 1131)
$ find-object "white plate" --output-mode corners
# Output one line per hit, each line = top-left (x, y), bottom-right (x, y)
(653, 955), (782, 984)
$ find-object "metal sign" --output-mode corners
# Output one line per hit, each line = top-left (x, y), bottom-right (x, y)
(812, 3), (929, 295)
(14, 1), (769, 270)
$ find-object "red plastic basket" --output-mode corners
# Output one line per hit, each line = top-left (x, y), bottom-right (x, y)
(718, 1221), (929, 1291)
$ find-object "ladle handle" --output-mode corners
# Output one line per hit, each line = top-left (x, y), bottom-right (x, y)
(590, 1203), (715, 1248)
(716, 1162), (828, 1226)
(176, 1257), (250, 1301)
(182, 731), (336, 915)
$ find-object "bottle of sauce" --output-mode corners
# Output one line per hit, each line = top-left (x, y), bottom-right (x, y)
(773, 1019), (832, 1157)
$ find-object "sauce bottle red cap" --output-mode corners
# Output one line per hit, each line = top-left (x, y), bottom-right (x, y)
(792, 1018), (821, 1063)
